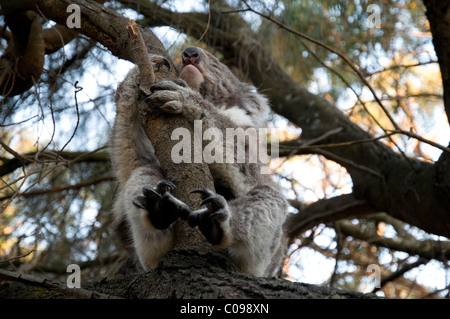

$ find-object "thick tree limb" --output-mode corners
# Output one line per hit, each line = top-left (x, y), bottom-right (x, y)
(126, 18), (155, 93)
(0, 250), (380, 299)
(42, 24), (78, 54)
(34, 0), (170, 64)
(422, 0), (450, 122)
(285, 194), (378, 242)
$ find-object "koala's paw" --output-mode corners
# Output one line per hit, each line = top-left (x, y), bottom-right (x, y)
(187, 188), (231, 245)
(133, 180), (191, 230)
(145, 80), (193, 114)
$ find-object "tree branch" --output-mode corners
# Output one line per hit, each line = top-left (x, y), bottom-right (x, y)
(35, 0), (171, 63)
(285, 194), (378, 242)
(373, 258), (428, 293)
(337, 220), (450, 261)
(422, 0), (450, 122)
(0, 175), (113, 201)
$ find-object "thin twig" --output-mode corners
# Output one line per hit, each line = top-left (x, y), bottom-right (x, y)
(197, 0), (211, 43)
(279, 130), (450, 154)
(57, 81), (82, 156)
(366, 60), (438, 77)
(0, 175), (114, 201)
(0, 250), (36, 266)
(313, 148), (385, 180)
(372, 257), (428, 293)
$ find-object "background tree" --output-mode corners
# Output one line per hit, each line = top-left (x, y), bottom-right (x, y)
(0, 0), (449, 299)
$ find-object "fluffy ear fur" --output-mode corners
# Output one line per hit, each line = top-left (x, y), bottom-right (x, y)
(111, 47), (287, 277)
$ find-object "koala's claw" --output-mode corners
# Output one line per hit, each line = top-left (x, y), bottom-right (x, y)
(139, 180), (174, 201)
(132, 195), (148, 209)
(159, 101), (183, 114)
(192, 188), (227, 211)
(141, 186), (162, 200)
(133, 180), (191, 230)
(146, 81), (187, 115)
(145, 79), (199, 117)
(149, 79), (187, 93)
(155, 180), (175, 194)
(189, 188), (230, 245)
(200, 196), (227, 210)
(191, 188), (215, 199)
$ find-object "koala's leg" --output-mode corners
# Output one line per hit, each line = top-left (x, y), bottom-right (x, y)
(119, 165), (190, 270)
(189, 184), (287, 277)
(227, 184), (287, 277)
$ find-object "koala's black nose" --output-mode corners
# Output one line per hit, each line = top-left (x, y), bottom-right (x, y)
(182, 47), (202, 64)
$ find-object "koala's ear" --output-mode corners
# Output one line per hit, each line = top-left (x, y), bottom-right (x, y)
(174, 56), (183, 74)
(151, 56), (172, 72)
(161, 57), (171, 70)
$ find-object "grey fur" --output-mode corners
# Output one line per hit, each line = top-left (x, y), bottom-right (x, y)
(111, 47), (287, 277)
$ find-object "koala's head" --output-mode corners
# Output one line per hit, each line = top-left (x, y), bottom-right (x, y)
(177, 46), (244, 103)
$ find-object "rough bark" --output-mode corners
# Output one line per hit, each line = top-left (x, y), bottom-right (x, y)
(137, 57), (216, 250)
(0, 250), (379, 299)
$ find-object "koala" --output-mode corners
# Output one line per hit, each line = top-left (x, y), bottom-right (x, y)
(111, 47), (288, 277)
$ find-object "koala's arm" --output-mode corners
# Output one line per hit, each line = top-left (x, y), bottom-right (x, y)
(147, 80), (268, 133)
(113, 165), (175, 270)
(111, 68), (190, 271)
